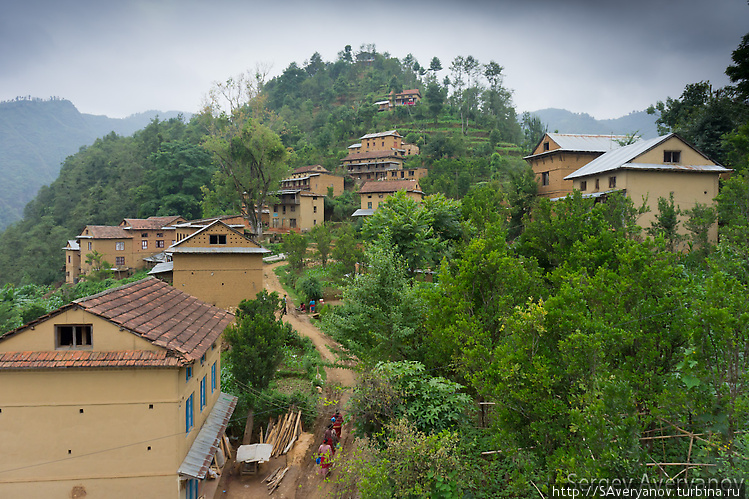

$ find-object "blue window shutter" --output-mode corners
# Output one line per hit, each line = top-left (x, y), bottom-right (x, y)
(185, 394), (193, 433)
(200, 376), (206, 411)
(211, 362), (216, 393)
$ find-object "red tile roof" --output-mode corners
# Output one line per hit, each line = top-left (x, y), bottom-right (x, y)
(121, 216), (184, 230)
(293, 165), (329, 174)
(0, 350), (185, 369)
(81, 225), (131, 239)
(359, 180), (421, 194)
(75, 277), (233, 361)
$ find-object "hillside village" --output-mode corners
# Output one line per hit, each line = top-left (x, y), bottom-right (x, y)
(0, 39), (748, 498)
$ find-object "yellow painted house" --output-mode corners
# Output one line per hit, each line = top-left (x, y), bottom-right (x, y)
(166, 220), (271, 310)
(564, 133), (731, 244)
(280, 165), (344, 197)
(66, 216), (186, 284)
(525, 133), (630, 199)
(343, 130), (420, 183)
(0, 277), (236, 499)
(352, 179), (424, 217)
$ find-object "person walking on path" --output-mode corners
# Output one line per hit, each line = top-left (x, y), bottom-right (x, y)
(323, 421), (338, 454)
(316, 440), (333, 477)
(333, 410), (343, 439)
(281, 295), (287, 316)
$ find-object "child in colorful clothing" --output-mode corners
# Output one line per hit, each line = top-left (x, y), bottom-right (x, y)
(333, 411), (343, 439)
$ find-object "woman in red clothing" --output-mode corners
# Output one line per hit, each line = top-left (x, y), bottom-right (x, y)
(316, 440), (333, 477)
(333, 410), (343, 439)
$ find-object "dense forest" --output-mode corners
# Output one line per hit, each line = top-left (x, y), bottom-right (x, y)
(1, 38), (749, 496)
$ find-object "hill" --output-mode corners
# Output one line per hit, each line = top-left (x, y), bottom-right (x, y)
(527, 108), (658, 139)
(0, 97), (188, 230)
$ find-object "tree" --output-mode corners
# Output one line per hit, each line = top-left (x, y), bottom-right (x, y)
(647, 192), (684, 252)
(281, 231), (307, 272)
(726, 32), (749, 102)
(83, 251), (113, 282)
(683, 202), (716, 255)
(202, 118), (289, 235)
(224, 291), (293, 392)
(428, 56), (443, 73)
(425, 81), (446, 124)
(331, 224), (362, 277)
(309, 222), (332, 267)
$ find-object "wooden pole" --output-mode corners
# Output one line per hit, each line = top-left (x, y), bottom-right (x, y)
(242, 409), (254, 445)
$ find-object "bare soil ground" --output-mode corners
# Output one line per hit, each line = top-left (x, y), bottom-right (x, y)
(213, 262), (356, 499)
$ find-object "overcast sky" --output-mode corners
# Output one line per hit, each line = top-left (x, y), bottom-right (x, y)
(1, 0), (747, 120)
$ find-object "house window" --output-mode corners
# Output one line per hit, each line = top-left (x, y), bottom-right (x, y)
(543, 142), (550, 151)
(541, 172), (550, 186)
(142, 240), (148, 250)
(56, 325), (92, 350)
(290, 219), (297, 228)
(664, 150), (681, 163)
(401, 171), (405, 178)
(367, 202), (373, 209)
(88, 242), (92, 251)
(313, 206), (317, 213)
(209, 234), (227, 245)
(283, 206), (286, 214)
(186, 366), (192, 382)
(211, 362), (217, 393)
(201, 353), (206, 365)
(609, 176), (617, 188)
(580, 181), (587, 191)
(141, 233), (148, 238)
(68, 255), (71, 263)
(200, 376), (206, 411)
(409, 171), (414, 176)
(156, 240), (164, 248)
(290, 206), (295, 212)
(115, 242), (125, 251)
(115, 256), (125, 266)
(313, 219), (317, 225)
(156, 233), (164, 238)
(595, 178), (600, 190)
(185, 393), (194, 433)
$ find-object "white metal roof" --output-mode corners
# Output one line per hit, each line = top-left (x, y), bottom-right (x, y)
(148, 261), (173, 274)
(359, 130), (402, 140)
(564, 134), (729, 180)
(547, 133), (633, 153)
(351, 208), (375, 217)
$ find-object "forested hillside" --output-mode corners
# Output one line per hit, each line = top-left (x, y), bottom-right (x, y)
(0, 97), (187, 230)
(0, 46), (537, 286)
(1, 38), (749, 496)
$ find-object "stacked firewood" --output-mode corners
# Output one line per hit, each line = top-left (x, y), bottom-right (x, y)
(263, 466), (289, 494)
(259, 408), (303, 458)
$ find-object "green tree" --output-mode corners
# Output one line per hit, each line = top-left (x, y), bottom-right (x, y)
(726, 32), (749, 102)
(281, 231), (308, 272)
(425, 81), (446, 124)
(83, 251), (113, 282)
(323, 238), (427, 361)
(202, 117), (289, 236)
(647, 192), (684, 252)
(224, 291), (293, 392)
(331, 224), (362, 277)
(309, 222), (332, 267)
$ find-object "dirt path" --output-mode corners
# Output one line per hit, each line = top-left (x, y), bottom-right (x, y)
(215, 262), (356, 499)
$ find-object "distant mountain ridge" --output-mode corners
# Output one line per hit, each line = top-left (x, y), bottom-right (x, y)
(527, 108), (659, 140)
(0, 98), (189, 231)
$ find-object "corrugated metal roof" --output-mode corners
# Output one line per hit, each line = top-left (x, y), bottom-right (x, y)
(360, 130), (402, 140)
(65, 239), (79, 250)
(352, 208), (375, 217)
(178, 392), (238, 479)
(148, 261), (173, 274)
(565, 134), (731, 180)
(548, 133), (633, 153)
(168, 247), (271, 254)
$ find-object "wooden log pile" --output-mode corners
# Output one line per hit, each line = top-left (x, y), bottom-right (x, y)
(259, 408), (303, 458)
(264, 466), (289, 494)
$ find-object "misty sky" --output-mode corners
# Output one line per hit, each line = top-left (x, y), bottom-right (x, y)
(1, 0), (747, 120)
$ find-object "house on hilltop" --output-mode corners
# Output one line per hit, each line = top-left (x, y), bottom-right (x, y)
(279, 164), (344, 197)
(0, 277), (236, 499)
(525, 133), (632, 199)
(564, 133), (731, 244)
(343, 130), (421, 183)
(352, 179), (424, 217)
